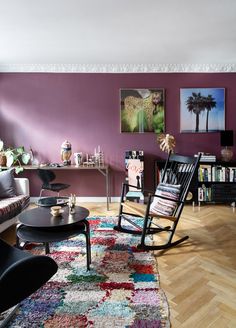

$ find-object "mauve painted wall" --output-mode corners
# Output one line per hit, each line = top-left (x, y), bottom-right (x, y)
(0, 73), (236, 197)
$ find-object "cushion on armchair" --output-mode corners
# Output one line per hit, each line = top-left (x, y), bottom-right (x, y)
(0, 169), (16, 198)
(0, 195), (30, 224)
(150, 182), (181, 216)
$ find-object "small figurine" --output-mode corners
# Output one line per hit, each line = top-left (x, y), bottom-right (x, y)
(68, 194), (76, 214)
(61, 140), (72, 165)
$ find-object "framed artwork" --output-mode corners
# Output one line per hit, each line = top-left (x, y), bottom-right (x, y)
(120, 88), (165, 133)
(180, 88), (225, 133)
(125, 150), (144, 202)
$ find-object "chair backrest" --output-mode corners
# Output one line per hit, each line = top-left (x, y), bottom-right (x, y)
(0, 238), (58, 313)
(161, 153), (201, 213)
(37, 169), (56, 185)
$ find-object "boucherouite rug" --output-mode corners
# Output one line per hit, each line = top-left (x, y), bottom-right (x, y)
(8, 216), (170, 328)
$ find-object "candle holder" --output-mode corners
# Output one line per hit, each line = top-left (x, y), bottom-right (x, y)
(68, 194), (76, 214)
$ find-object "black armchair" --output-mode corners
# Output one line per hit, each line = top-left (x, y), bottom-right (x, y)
(0, 238), (58, 314)
(37, 169), (70, 198)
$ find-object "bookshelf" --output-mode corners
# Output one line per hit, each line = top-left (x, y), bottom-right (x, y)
(198, 161), (236, 205)
(154, 159), (236, 206)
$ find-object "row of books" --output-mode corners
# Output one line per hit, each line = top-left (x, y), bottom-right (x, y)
(198, 184), (236, 202)
(198, 165), (236, 182)
(198, 185), (212, 202)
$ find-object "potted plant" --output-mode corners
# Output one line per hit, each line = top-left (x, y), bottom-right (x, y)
(0, 140), (30, 174)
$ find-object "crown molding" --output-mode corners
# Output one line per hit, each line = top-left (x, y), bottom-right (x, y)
(0, 63), (236, 73)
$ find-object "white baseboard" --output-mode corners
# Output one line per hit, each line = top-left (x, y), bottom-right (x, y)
(0, 217), (18, 233)
(30, 197), (120, 203)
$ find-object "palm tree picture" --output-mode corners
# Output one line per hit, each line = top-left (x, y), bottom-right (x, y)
(180, 88), (225, 133)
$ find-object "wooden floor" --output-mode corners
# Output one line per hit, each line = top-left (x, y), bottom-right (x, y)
(1, 202), (236, 327)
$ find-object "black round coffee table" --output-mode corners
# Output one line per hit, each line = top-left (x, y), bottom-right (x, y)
(16, 206), (91, 270)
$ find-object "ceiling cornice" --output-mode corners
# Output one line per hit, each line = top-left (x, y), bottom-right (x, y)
(0, 63), (236, 73)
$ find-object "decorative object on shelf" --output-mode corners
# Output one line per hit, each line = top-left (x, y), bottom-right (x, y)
(74, 152), (83, 166)
(220, 130), (234, 162)
(29, 146), (39, 166)
(0, 140), (30, 173)
(120, 88), (165, 133)
(61, 140), (72, 165)
(68, 194), (76, 214)
(83, 153), (95, 167)
(83, 146), (104, 167)
(0, 153), (7, 167)
(180, 88), (225, 133)
(94, 145), (104, 166)
(157, 133), (176, 153)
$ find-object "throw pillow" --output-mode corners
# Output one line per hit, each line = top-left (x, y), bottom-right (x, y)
(150, 182), (181, 216)
(0, 169), (16, 198)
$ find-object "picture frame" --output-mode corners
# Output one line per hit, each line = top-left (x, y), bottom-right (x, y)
(180, 88), (225, 133)
(120, 88), (165, 133)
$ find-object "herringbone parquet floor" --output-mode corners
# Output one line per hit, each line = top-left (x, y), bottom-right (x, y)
(1, 202), (236, 327)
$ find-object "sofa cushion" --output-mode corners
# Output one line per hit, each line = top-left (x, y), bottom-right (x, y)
(0, 169), (16, 198)
(0, 195), (30, 224)
(150, 182), (181, 216)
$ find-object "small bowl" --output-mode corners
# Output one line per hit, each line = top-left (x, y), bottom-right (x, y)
(50, 206), (63, 217)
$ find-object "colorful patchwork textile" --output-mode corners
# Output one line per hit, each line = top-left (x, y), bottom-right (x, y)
(150, 182), (181, 216)
(8, 216), (170, 328)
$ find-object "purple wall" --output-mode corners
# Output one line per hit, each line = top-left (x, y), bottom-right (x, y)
(0, 73), (236, 197)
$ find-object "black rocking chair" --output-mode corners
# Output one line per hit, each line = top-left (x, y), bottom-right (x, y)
(114, 153), (201, 251)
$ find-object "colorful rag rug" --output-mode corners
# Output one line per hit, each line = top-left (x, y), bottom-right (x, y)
(8, 216), (170, 328)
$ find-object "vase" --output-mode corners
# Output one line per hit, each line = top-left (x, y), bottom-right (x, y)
(61, 141), (72, 165)
(0, 154), (7, 166)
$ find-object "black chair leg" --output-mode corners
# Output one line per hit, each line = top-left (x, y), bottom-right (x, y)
(45, 242), (50, 254)
(83, 221), (91, 270)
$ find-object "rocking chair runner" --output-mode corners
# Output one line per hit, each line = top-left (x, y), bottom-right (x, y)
(114, 153), (201, 251)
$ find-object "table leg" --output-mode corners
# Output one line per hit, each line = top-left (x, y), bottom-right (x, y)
(98, 167), (110, 211)
(45, 243), (50, 254)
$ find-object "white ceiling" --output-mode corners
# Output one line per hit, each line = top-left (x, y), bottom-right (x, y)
(0, 0), (236, 72)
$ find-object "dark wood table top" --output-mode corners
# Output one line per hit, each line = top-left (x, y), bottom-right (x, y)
(18, 206), (89, 228)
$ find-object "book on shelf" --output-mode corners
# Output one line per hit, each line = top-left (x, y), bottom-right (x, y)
(195, 153), (216, 162)
(198, 185), (212, 202)
(198, 164), (211, 182)
(211, 165), (236, 182)
(229, 167), (236, 182)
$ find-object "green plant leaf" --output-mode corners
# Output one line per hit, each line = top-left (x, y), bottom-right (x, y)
(15, 166), (23, 174)
(16, 147), (24, 155)
(6, 154), (14, 167)
(22, 152), (30, 164)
